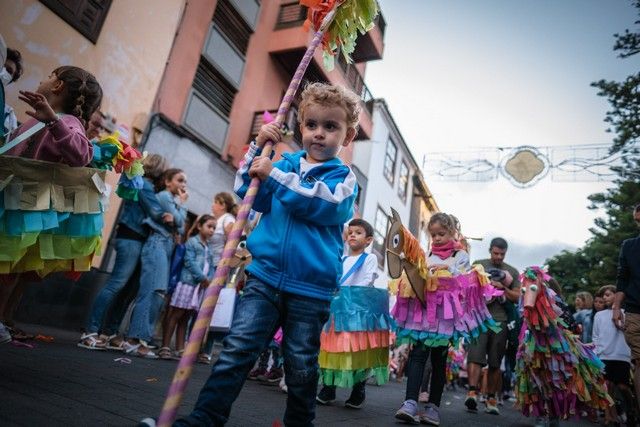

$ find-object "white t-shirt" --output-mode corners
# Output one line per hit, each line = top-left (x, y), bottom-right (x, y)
(593, 309), (631, 363)
(299, 157), (322, 180)
(341, 253), (378, 287)
(209, 212), (236, 265)
(426, 250), (470, 275)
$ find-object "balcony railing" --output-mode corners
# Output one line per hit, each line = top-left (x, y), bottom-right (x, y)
(276, 2), (307, 29)
(336, 54), (374, 115)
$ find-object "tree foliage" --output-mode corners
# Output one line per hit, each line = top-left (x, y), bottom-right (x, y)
(547, 2), (640, 299)
(590, 0), (640, 152)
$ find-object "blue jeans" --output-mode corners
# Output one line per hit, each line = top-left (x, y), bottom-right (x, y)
(127, 232), (174, 341)
(174, 277), (330, 427)
(86, 238), (143, 333)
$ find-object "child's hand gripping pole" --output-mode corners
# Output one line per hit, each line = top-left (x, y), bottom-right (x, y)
(156, 7), (339, 427)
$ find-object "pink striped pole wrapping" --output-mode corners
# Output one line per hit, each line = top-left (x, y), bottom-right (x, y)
(156, 9), (338, 427)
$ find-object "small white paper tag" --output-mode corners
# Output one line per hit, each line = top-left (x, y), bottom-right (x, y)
(91, 173), (107, 195)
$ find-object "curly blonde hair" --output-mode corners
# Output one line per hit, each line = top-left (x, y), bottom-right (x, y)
(297, 82), (361, 130)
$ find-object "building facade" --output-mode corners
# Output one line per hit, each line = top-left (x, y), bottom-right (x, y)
(3, 0), (388, 327)
(351, 99), (439, 287)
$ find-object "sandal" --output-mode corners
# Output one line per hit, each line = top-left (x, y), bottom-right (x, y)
(172, 349), (184, 360)
(123, 339), (158, 359)
(158, 346), (173, 360)
(106, 335), (125, 351)
(197, 353), (211, 364)
(77, 332), (106, 350)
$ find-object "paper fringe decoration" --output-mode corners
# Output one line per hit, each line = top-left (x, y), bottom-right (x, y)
(319, 286), (391, 387)
(390, 267), (503, 347)
(515, 267), (613, 419)
(302, 0), (379, 70)
(0, 156), (105, 276)
(90, 133), (144, 201)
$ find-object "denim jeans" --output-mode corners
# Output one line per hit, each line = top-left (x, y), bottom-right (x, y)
(405, 344), (447, 407)
(127, 232), (174, 341)
(174, 277), (330, 427)
(86, 238), (143, 333)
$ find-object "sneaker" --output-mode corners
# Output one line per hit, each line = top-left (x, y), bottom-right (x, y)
(0, 322), (11, 344)
(395, 399), (420, 424)
(485, 397), (500, 415)
(279, 376), (288, 393)
(418, 391), (430, 403)
(464, 391), (478, 412)
(316, 386), (336, 405)
(248, 366), (267, 380)
(77, 332), (106, 350)
(345, 383), (365, 409)
(258, 367), (283, 384)
(419, 403), (440, 426)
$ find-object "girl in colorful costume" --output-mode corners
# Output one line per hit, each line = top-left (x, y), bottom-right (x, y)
(0, 66), (106, 340)
(515, 267), (612, 427)
(386, 209), (502, 425)
(316, 218), (392, 409)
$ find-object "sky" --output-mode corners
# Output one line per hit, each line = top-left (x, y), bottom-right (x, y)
(365, 0), (639, 269)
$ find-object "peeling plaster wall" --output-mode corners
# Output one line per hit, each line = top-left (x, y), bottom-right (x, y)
(1, 0), (185, 266)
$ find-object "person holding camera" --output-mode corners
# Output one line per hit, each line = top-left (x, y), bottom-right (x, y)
(464, 237), (520, 416)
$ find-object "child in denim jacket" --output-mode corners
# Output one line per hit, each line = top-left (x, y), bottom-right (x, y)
(175, 83), (361, 426)
(125, 168), (188, 358)
(159, 215), (216, 360)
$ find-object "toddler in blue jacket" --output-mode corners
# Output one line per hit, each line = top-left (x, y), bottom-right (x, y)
(174, 83), (361, 426)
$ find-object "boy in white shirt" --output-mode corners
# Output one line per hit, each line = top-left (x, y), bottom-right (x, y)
(592, 284), (632, 424)
(316, 219), (391, 409)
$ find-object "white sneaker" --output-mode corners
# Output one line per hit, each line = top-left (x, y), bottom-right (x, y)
(279, 376), (287, 393)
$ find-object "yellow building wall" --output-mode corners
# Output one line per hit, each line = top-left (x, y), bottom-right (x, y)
(1, 0), (185, 266)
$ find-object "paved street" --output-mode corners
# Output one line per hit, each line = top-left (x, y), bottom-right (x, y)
(0, 325), (592, 427)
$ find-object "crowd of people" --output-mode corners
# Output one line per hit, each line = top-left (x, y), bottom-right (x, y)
(3, 33), (640, 427)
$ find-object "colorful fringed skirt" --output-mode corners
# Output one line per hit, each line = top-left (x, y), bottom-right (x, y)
(319, 286), (392, 387)
(516, 327), (613, 419)
(390, 268), (502, 347)
(0, 156), (105, 276)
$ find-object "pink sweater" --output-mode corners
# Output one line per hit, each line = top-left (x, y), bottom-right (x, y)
(5, 115), (93, 167)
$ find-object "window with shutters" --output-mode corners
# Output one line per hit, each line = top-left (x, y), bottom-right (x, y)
(213, 0), (253, 55)
(383, 138), (397, 184)
(193, 57), (237, 118)
(40, 0), (112, 44)
(373, 206), (389, 268)
(398, 161), (409, 202)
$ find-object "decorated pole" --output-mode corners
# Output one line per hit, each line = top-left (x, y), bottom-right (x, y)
(155, 7), (340, 427)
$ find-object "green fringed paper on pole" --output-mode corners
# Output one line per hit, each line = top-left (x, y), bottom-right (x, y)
(302, 0), (379, 70)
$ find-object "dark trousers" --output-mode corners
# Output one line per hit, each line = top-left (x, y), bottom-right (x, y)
(405, 344), (448, 407)
(174, 278), (330, 427)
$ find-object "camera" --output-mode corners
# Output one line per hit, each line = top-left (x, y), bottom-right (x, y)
(486, 268), (506, 284)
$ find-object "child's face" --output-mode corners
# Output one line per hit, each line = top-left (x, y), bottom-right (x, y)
(603, 289), (615, 307)
(299, 103), (356, 163)
(211, 199), (226, 218)
(36, 72), (63, 100)
(574, 297), (584, 310)
(428, 221), (453, 246)
(165, 172), (187, 195)
(593, 296), (605, 312)
(199, 219), (216, 240)
(346, 225), (372, 252)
